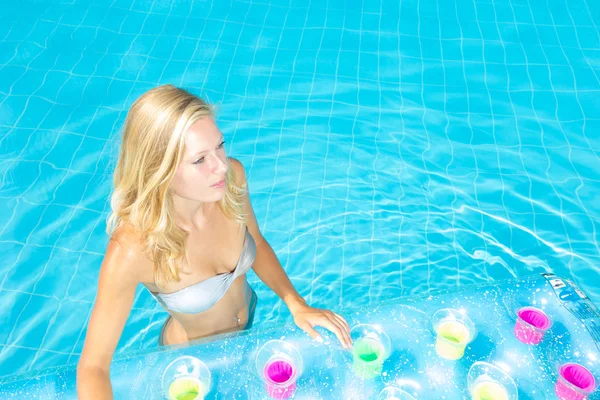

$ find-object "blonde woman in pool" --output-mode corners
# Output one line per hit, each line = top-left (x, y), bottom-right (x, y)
(76, 85), (352, 399)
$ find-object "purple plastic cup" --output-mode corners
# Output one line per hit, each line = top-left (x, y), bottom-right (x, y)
(263, 359), (297, 400)
(555, 363), (596, 400)
(513, 307), (551, 345)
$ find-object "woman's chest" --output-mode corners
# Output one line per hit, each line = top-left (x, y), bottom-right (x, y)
(143, 221), (246, 293)
(184, 224), (245, 277)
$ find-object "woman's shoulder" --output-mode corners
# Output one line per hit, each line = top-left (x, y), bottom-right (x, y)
(110, 223), (144, 252)
(227, 157), (248, 185)
(103, 223), (152, 282)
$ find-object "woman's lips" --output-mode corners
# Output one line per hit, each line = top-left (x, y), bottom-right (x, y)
(211, 179), (225, 188)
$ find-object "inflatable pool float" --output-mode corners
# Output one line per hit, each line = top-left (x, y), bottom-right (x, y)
(0, 273), (598, 399)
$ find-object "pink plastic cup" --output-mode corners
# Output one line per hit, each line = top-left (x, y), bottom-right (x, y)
(513, 307), (551, 345)
(555, 363), (596, 400)
(264, 359), (297, 400)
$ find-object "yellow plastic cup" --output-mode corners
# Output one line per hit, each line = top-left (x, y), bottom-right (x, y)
(435, 320), (471, 360)
(168, 377), (205, 400)
(432, 309), (475, 360)
(471, 380), (509, 400)
(162, 356), (211, 400)
(468, 362), (518, 400)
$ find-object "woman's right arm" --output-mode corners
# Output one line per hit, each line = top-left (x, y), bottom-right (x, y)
(76, 235), (142, 400)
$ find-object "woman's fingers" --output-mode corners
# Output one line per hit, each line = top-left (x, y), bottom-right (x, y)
(292, 306), (353, 349)
(297, 321), (324, 342)
(313, 314), (352, 349)
(331, 313), (352, 346)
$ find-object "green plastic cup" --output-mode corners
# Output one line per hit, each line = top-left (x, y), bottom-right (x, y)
(352, 337), (386, 379)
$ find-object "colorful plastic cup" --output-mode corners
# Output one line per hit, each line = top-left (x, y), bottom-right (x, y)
(350, 324), (391, 379)
(352, 337), (385, 379)
(168, 377), (205, 400)
(161, 356), (211, 400)
(555, 363), (596, 400)
(514, 307), (551, 345)
(432, 309), (476, 360)
(471, 380), (508, 400)
(264, 357), (297, 399)
(467, 362), (518, 400)
(256, 340), (303, 399)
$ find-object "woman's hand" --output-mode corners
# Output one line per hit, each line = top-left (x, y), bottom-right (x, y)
(290, 303), (352, 349)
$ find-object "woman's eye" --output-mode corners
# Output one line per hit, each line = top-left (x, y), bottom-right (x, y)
(192, 141), (224, 164)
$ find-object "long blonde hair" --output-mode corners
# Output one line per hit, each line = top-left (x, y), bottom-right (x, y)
(107, 85), (246, 288)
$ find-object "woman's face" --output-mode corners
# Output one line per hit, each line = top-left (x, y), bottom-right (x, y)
(170, 116), (229, 203)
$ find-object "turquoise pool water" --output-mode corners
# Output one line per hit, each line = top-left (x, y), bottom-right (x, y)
(0, 0), (599, 380)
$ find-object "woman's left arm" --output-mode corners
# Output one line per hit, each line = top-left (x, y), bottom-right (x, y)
(229, 158), (352, 349)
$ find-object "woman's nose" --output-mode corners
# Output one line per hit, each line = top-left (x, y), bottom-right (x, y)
(212, 153), (228, 174)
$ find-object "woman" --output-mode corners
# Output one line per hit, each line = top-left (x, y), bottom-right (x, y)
(76, 85), (352, 398)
